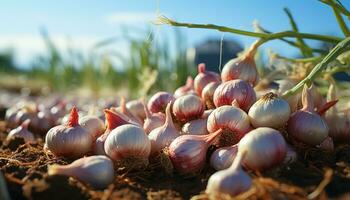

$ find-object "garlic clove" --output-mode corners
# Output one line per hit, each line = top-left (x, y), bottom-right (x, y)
(172, 94), (205, 122)
(210, 144), (238, 170)
(48, 155), (114, 189)
(181, 118), (208, 135)
(7, 119), (35, 142)
(126, 99), (146, 121)
(148, 103), (179, 155)
(142, 99), (166, 134)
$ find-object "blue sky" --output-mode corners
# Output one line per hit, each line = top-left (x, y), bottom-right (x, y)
(0, 0), (349, 67)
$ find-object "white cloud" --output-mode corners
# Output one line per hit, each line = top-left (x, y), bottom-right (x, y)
(103, 12), (156, 25)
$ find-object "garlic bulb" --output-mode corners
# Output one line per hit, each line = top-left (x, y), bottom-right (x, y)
(48, 155), (114, 189)
(174, 76), (195, 98)
(206, 152), (252, 198)
(148, 103), (179, 155)
(104, 124), (151, 166)
(207, 105), (251, 146)
(172, 94), (205, 122)
(202, 81), (220, 109)
(80, 115), (105, 140)
(213, 79), (256, 111)
(287, 85), (329, 146)
(182, 118), (208, 135)
(194, 63), (221, 96)
(210, 144), (238, 170)
(221, 42), (259, 86)
(169, 129), (222, 174)
(148, 92), (175, 113)
(126, 99), (146, 121)
(239, 127), (287, 171)
(248, 92), (291, 129)
(7, 119), (34, 142)
(45, 107), (93, 158)
(113, 97), (143, 125)
(93, 109), (133, 155)
(142, 100), (166, 134)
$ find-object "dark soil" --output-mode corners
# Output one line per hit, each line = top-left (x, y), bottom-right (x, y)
(1, 120), (350, 200)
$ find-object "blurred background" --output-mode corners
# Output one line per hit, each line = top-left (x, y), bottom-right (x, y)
(0, 0), (349, 98)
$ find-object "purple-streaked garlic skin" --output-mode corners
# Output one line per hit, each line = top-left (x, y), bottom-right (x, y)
(148, 103), (179, 155)
(287, 85), (329, 146)
(318, 137), (334, 151)
(7, 119), (34, 142)
(48, 155), (114, 189)
(221, 53), (258, 86)
(104, 124), (151, 162)
(248, 93), (291, 129)
(213, 79), (256, 111)
(172, 94), (205, 122)
(147, 92), (175, 114)
(194, 63), (221, 96)
(45, 107), (93, 158)
(202, 81), (220, 109)
(210, 144), (238, 170)
(288, 111), (329, 145)
(182, 118), (208, 135)
(207, 105), (251, 145)
(174, 76), (195, 98)
(126, 99), (146, 121)
(206, 153), (251, 197)
(168, 129), (222, 174)
(239, 127), (286, 171)
(80, 115), (105, 140)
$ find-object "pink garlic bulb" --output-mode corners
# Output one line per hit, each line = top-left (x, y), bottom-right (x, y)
(202, 81), (220, 109)
(194, 63), (221, 96)
(126, 99), (146, 121)
(287, 85), (329, 146)
(207, 104), (251, 146)
(221, 42), (259, 86)
(213, 79), (256, 111)
(142, 100), (166, 134)
(172, 94), (205, 122)
(80, 115), (105, 141)
(7, 119), (34, 142)
(174, 76), (195, 98)
(48, 155), (114, 189)
(45, 107), (93, 158)
(239, 127), (287, 171)
(210, 144), (238, 170)
(148, 103), (179, 155)
(168, 129), (223, 174)
(147, 92), (175, 113)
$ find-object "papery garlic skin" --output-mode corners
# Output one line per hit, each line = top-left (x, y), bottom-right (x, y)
(239, 127), (286, 171)
(202, 82), (220, 109)
(172, 94), (205, 122)
(194, 63), (221, 96)
(206, 153), (251, 197)
(207, 105), (251, 145)
(213, 79), (256, 111)
(148, 103), (179, 155)
(7, 119), (34, 142)
(287, 85), (329, 146)
(169, 129), (222, 174)
(48, 155), (114, 189)
(104, 124), (151, 163)
(80, 116), (105, 140)
(248, 93), (291, 129)
(174, 76), (195, 98)
(126, 99), (146, 121)
(147, 92), (175, 113)
(182, 118), (208, 135)
(210, 144), (238, 170)
(45, 107), (93, 158)
(221, 54), (258, 86)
